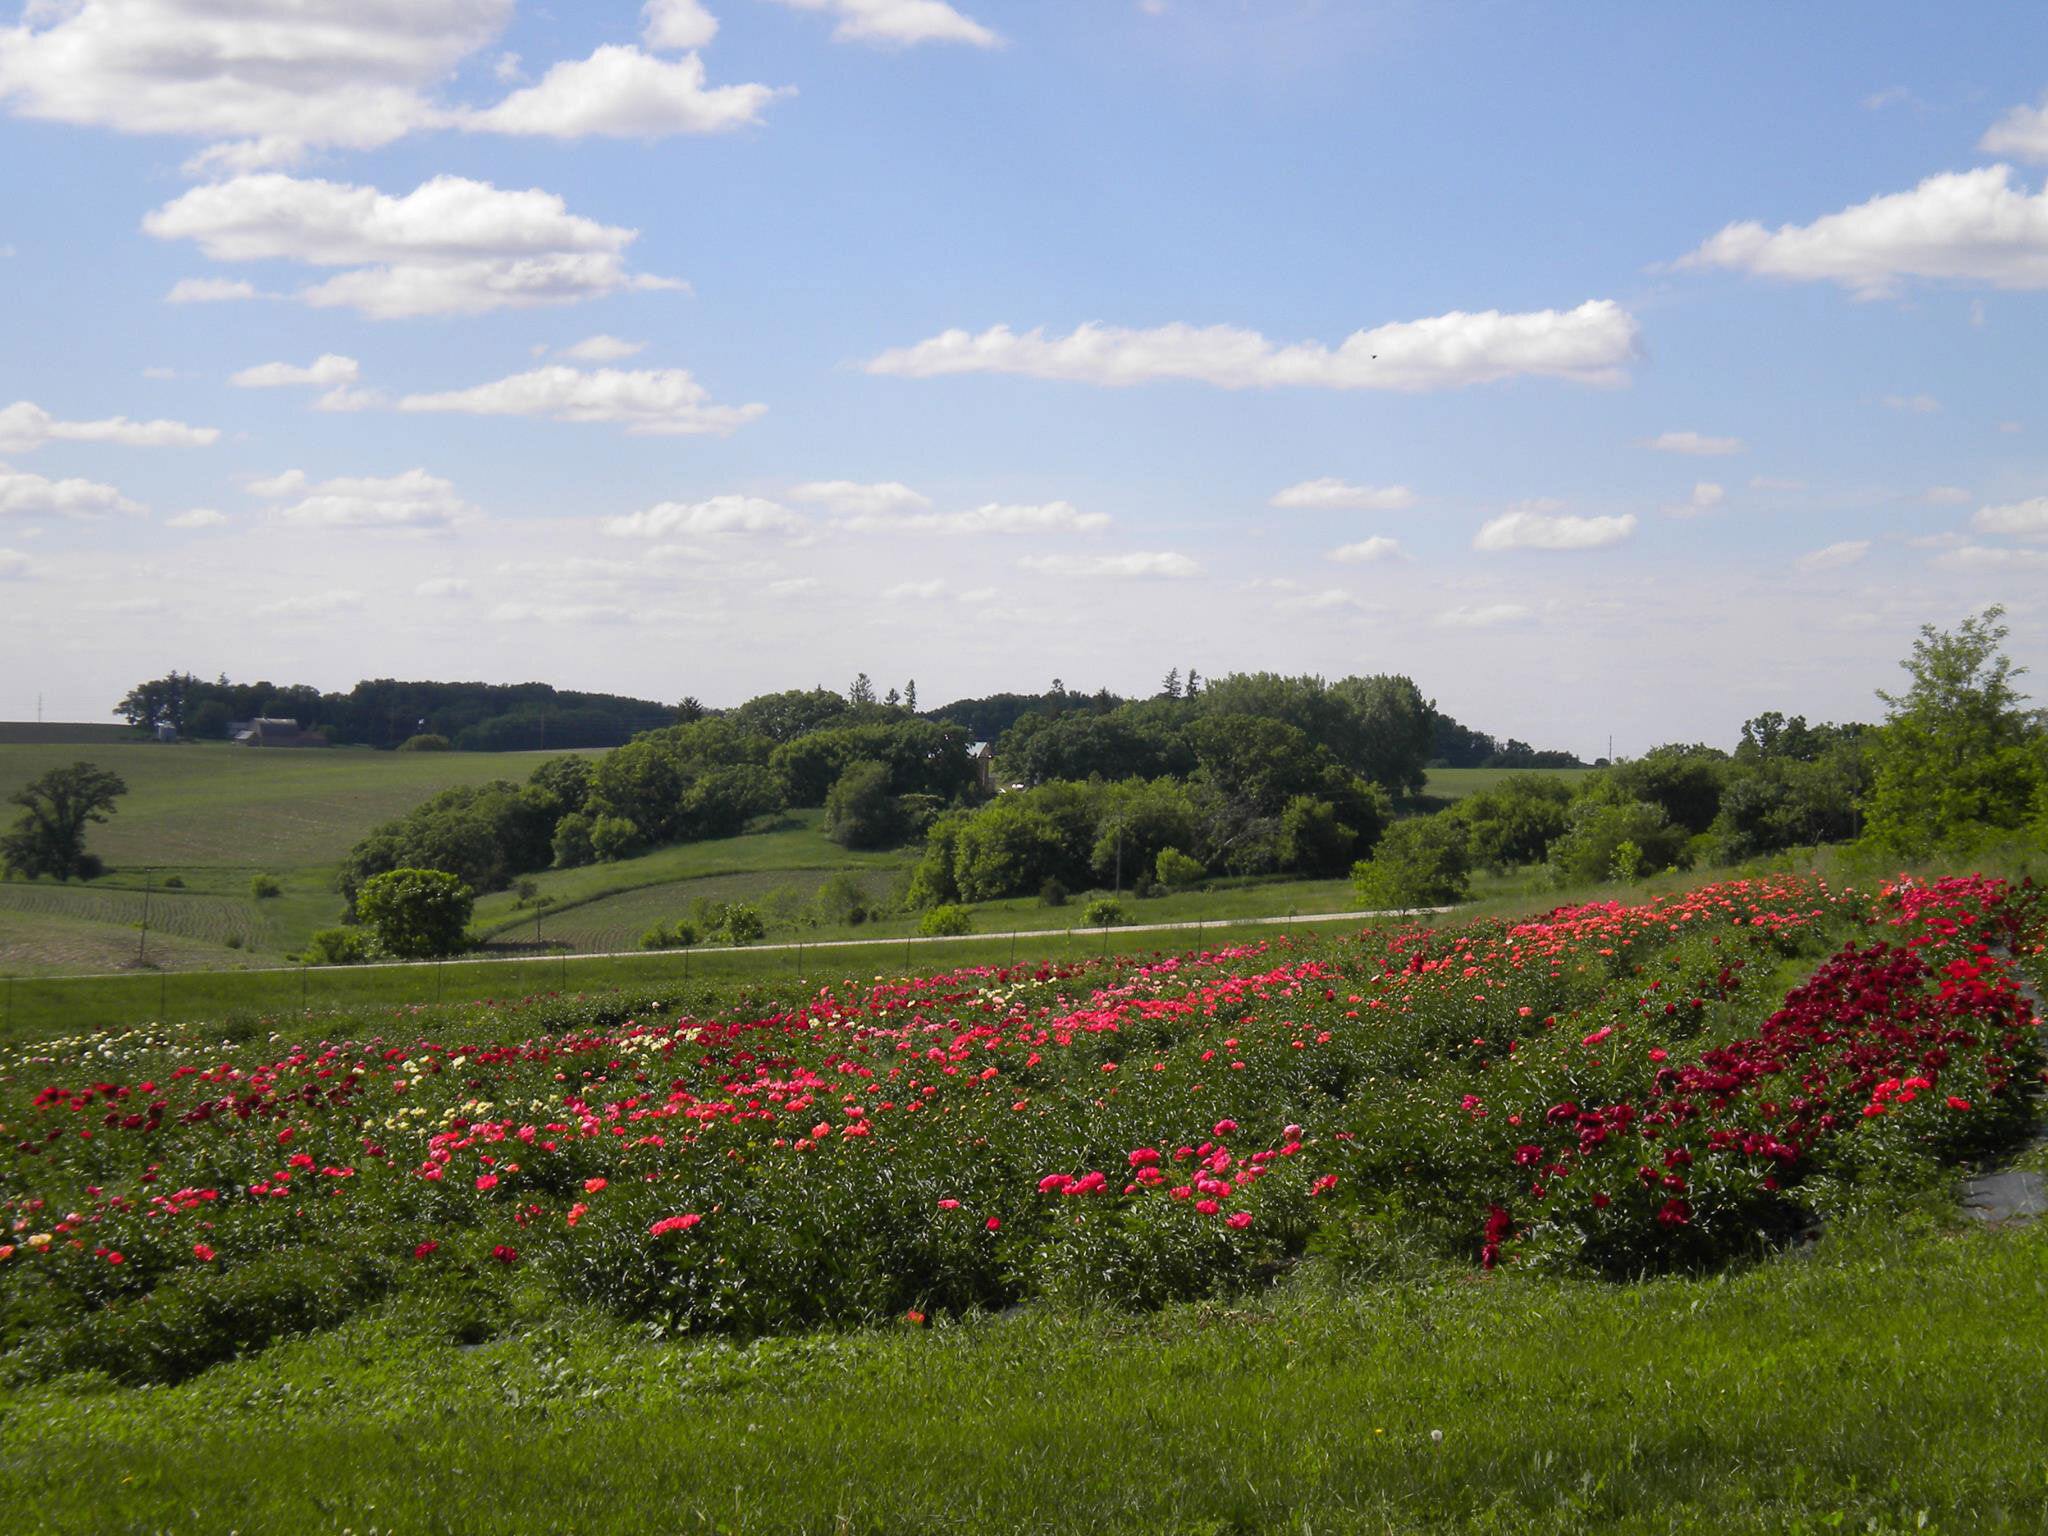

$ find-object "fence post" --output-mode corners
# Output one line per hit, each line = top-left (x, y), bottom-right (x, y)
(159, 969), (167, 1019)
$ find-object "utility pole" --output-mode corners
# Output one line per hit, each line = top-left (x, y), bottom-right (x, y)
(138, 872), (151, 965)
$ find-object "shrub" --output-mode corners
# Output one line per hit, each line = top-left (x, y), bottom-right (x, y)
(920, 904), (973, 937)
(589, 814), (643, 863)
(301, 927), (373, 965)
(551, 813), (595, 869)
(695, 902), (764, 947)
(354, 868), (474, 959)
(1082, 897), (1127, 927)
(397, 733), (452, 752)
(824, 760), (902, 849)
(161, 874), (184, 889)
(1154, 847), (1205, 889)
(640, 920), (699, 952)
(1038, 877), (1069, 908)
(249, 873), (282, 899)
(812, 870), (873, 928)
(1351, 814), (1472, 908)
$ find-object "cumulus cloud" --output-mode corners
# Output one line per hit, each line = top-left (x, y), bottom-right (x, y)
(399, 366), (763, 436)
(167, 508), (227, 529)
(1935, 544), (2048, 571)
(1474, 506), (1636, 551)
(644, 0), (720, 50)
(145, 174), (681, 319)
(605, 496), (801, 538)
(1973, 497), (2048, 537)
(459, 46), (781, 139)
(0, 547), (33, 580)
(1646, 430), (1742, 456)
(1668, 482), (1725, 519)
(1679, 165), (2048, 297)
(788, 480), (932, 516)
(884, 578), (946, 601)
(1882, 393), (1940, 413)
(255, 591), (365, 618)
(559, 334), (646, 362)
(764, 0), (1001, 49)
(1021, 551), (1198, 579)
(1269, 478), (1416, 512)
(0, 400), (217, 452)
(1796, 540), (1872, 571)
(257, 468), (475, 531)
(166, 277), (263, 304)
(415, 577), (473, 598)
(1434, 603), (1532, 628)
(1328, 537), (1399, 563)
(0, 462), (142, 518)
(230, 355), (359, 389)
(1982, 97), (2048, 162)
(869, 301), (1637, 391)
(1925, 485), (1972, 505)
(837, 501), (1108, 535)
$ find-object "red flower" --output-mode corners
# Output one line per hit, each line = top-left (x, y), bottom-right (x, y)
(650, 1214), (703, 1237)
(1224, 1212), (1253, 1230)
(582, 1176), (608, 1194)
(985, 1217), (1001, 1232)
(937, 1198), (961, 1210)
(475, 1173), (499, 1191)
(413, 1241), (440, 1260)
(1213, 1119), (1238, 1136)
(491, 1245), (520, 1265)
(1946, 1096), (1972, 1111)
(192, 1243), (216, 1262)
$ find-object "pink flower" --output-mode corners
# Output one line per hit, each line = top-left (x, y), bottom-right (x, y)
(1224, 1212), (1253, 1230)
(937, 1198), (961, 1210)
(650, 1214), (703, 1237)
(413, 1240), (440, 1260)
(1213, 1119), (1238, 1136)
(985, 1217), (1001, 1232)
(475, 1173), (499, 1191)
(491, 1244), (520, 1265)
(582, 1176), (608, 1194)
(1194, 1199), (1220, 1216)
(192, 1243), (216, 1262)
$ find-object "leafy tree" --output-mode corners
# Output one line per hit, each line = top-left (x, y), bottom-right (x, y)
(824, 760), (902, 849)
(1277, 793), (1359, 876)
(1547, 799), (1688, 887)
(903, 680), (918, 714)
(397, 733), (450, 752)
(551, 812), (595, 869)
(920, 904), (973, 937)
(1862, 607), (2047, 856)
(354, 868), (474, 959)
(1351, 815), (1472, 908)
(300, 927), (373, 965)
(1082, 897), (1128, 927)
(1601, 746), (1728, 835)
(1450, 774), (1576, 871)
(848, 672), (877, 707)
(589, 814), (643, 862)
(1, 761), (127, 881)
(1154, 846), (1205, 889)
(812, 870), (874, 927)
(1329, 674), (1436, 796)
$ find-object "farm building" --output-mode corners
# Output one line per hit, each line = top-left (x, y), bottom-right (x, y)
(226, 717), (328, 748)
(967, 740), (995, 790)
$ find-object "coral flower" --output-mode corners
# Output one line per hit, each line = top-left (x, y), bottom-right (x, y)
(985, 1217), (1001, 1231)
(1225, 1212), (1253, 1230)
(583, 1177), (608, 1194)
(192, 1243), (216, 1262)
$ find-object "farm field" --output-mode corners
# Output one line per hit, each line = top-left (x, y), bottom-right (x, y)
(0, 869), (2042, 1532)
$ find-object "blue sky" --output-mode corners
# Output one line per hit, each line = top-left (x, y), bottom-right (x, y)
(2, 1), (2045, 755)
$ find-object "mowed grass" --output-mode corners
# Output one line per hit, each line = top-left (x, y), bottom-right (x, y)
(2, 1212), (2042, 1534)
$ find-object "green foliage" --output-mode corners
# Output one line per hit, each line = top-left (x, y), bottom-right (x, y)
(1601, 745), (1730, 836)
(1154, 846), (1205, 889)
(1448, 773), (1576, 871)
(639, 920), (698, 951)
(1547, 798), (1689, 887)
(693, 901), (764, 946)
(1861, 607), (2047, 857)
(1038, 876), (1068, 907)
(1081, 896), (1127, 926)
(823, 760), (901, 849)
(1278, 793), (1368, 877)
(396, 734), (451, 752)
(1, 760), (127, 881)
(550, 811), (595, 869)
(810, 870), (873, 927)
(249, 873), (282, 899)
(353, 868), (475, 959)
(300, 927), (374, 965)
(589, 814), (643, 863)
(919, 903), (973, 937)
(1351, 813), (1472, 907)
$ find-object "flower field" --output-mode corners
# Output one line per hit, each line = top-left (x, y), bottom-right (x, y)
(1, 873), (2041, 1387)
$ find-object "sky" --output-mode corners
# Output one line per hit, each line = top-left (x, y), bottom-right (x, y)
(1, 0), (2045, 757)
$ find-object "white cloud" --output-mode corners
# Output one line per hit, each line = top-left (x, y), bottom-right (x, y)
(0, 400), (218, 452)
(415, 577), (473, 598)
(488, 601), (626, 626)
(1021, 551), (1198, 579)
(1668, 482), (1725, 519)
(166, 277), (262, 304)
(1881, 393), (1940, 413)
(1294, 589), (1359, 611)
(168, 508), (227, 529)
(788, 480), (932, 516)
(493, 52), (524, 83)
(140, 366), (182, 381)
(1434, 603), (1532, 628)
(0, 462), (142, 518)
(230, 355), (359, 389)
(1646, 430), (1742, 456)
(255, 591), (365, 618)
(644, 0), (720, 50)
(764, 0), (1002, 49)
(1935, 544), (2048, 571)
(1982, 97), (2048, 162)
(258, 469), (475, 531)
(1137, 0), (1169, 13)
(1328, 536), (1399, 563)
(869, 301), (1637, 391)
(399, 366), (763, 436)
(839, 501), (1108, 535)
(1474, 507), (1636, 551)
(559, 334), (646, 362)
(1268, 477), (1416, 512)
(1973, 497), (2048, 538)
(1680, 165), (2048, 298)
(1862, 86), (1920, 112)
(315, 386), (382, 413)
(605, 496), (801, 538)
(1796, 540), (1872, 572)
(461, 45), (780, 139)
(145, 174), (681, 320)
(884, 578), (946, 601)
(0, 1), (512, 168)
(767, 576), (820, 597)
(1925, 485), (1972, 505)
(0, 548), (32, 580)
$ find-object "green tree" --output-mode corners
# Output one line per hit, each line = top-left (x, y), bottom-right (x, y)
(1351, 814), (1472, 908)
(551, 812), (596, 869)
(1862, 607), (2047, 856)
(354, 868), (474, 959)
(589, 814), (643, 862)
(824, 760), (901, 848)
(1547, 799), (1688, 887)
(1, 761), (127, 881)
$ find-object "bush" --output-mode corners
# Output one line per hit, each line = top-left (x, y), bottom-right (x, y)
(1082, 897), (1127, 927)
(551, 813), (595, 869)
(694, 902), (764, 947)
(1038, 877), (1069, 908)
(397, 734), (451, 752)
(301, 927), (373, 965)
(353, 868), (474, 959)
(589, 814), (643, 863)
(1154, 847), (1205, 889)
(824, 760), (902, 849)
(919, 904), (973, 937)
(640, 920), (699, 951)
(161, 874), (184, 889)
(812, 870), (873, 928)
(1351, 814), (1472, 908)
(249, 873), (281, 899)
